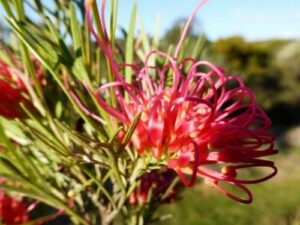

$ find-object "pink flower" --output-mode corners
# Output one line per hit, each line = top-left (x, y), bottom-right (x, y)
(129, 168), (183, 206)
(85, 0), (277, 203)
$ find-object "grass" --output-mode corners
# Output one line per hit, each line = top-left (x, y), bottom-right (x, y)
(158, 148), (300, 225)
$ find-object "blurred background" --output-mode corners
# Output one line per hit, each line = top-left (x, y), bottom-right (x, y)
(129, 2), (300, 223)
(149, 1), (300, 225)
(1, 0), (300, 224)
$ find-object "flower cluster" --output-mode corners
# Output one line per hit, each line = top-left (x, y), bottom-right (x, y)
(84, 0), (278, 204)
(0, 56), (43, 119)
(0, 195), (29, 225)
(0, 60), (31, 119)
(0, 187), (29, 225)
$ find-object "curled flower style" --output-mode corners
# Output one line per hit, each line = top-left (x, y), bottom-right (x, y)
(129, 168), (183, 206)
(0, 191), (29, 225)
(0, 58), (42, 119)
(85, 0), (278, 203)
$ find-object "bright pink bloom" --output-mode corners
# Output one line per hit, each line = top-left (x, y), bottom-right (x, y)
(0, 191), (29, 225)
(129, 168), (183, 206)
(85, 0), (277, 203)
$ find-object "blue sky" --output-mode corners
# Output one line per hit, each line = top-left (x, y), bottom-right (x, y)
(117, 0), (300, 41)
(1, 0), (300, 41)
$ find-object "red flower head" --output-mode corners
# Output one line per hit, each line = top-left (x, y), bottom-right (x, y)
(0, 191), (29, 225)
(129, 168), (183, 206)
(85, 0), (278, 203)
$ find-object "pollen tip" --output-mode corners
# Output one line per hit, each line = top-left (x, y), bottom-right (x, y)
(221, 166), (237, 178)
(85, 0), (94, 10)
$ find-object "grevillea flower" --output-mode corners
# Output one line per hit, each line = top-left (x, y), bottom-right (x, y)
(85, 0), (278, 203)
(0, 58), (41, 119)
(129, 168), (183, 206)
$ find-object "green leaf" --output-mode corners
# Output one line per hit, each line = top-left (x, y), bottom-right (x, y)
(125, 3), (137, 84)
(55, 101), (63, 118)
(82, 168), (116, 209)
(121, 111), (142, 147)
(191, 32), (206, 59)
(152, 15), (161, 50)
(0, 0), (14, 17)
(55, 120), (110, 161)
(0, 118), (28, 145)
(0, 183), (88, 225)
(0, 118), (27, 175)
(6, 17), (108, 141)
(110, 0), (119, 50)
(0, 158), (24, 177)
(13, 0), (25, 20)
(70, 3), (90, 84)
(138, 16), (151, 58)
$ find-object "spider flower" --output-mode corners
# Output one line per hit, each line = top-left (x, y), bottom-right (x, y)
(85, 0), (277, 203)
(129, 168), (183, 206)
(0, 59), (41, 119)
